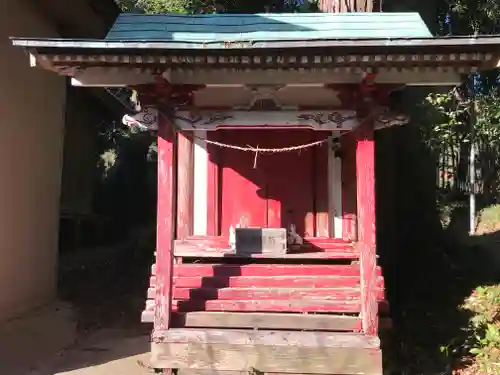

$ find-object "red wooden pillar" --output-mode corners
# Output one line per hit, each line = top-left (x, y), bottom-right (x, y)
(355, 118), (378, 336)
(154, 112), (176, 333)
(176, 131), (193, 239)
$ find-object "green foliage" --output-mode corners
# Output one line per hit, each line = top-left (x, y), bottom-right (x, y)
(116, 0), (284, 14)
(421, 91), (470, 150)
(438, 285), (500, 373)
(420, 84), (500, 205)
(450, 0), (500, 34)
(463, 285), (500, 373)
(115, 0), (319, 14)
(116, 0), (208, 13)
(475, 92), (500, 144)
(466, 286), (500, 326)
(422, 89), (500, 150)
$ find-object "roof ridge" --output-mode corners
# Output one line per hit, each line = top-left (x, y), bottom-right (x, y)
(117, 12), (424, 17)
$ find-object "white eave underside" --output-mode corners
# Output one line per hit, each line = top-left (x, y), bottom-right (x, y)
(12, 35), (500, 86)
(69, 66), (468, 86)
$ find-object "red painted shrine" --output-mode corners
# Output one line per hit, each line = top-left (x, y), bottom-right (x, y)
(13, 11), (500, 375)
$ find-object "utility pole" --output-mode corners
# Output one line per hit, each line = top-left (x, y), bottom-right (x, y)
(469, 97), (477, 235)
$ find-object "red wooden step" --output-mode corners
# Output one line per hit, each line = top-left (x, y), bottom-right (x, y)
(148, 287), (388, 311)
(172, 299), (361, 313)
(148, 284), (387, 300)
(173, 263), (382, 277)
(172, 275), (385, 289)
(172, 287), (378, 300)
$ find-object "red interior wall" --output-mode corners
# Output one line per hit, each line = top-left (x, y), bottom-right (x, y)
(341, 132), (358, 240)
(214, 129), (330, 237)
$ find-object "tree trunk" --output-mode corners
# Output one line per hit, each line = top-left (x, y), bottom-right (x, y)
(318, 0), (381, 12)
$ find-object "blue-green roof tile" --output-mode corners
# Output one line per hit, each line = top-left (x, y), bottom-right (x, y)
(105, 12), (432, 42)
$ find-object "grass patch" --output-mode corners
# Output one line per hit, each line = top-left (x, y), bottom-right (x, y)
(437, 204), (500, 374)
(443, 284), (500, 374)
(477, 204), (500, 235)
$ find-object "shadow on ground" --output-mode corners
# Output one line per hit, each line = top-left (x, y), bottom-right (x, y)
(51, 233), (155, 373)
(376, 124), (500, 374)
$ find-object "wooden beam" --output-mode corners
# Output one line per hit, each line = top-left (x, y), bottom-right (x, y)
(166, 67), (461, 85)
(154, 110), (176, 330)
(141, 311), (393, 330)
(155, 328), (380, 347)
(63, 66), (463, 86)
(151, 329), (382, 374)
(355, 118), (378, 336)
(176, 131), (194, 239)
(171, 312), (361, 331)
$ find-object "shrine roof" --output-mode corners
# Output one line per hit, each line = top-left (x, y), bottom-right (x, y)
(10, 12), (500, 77)
(104, 12), (432, 42)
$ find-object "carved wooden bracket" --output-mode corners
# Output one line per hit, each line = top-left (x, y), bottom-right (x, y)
(121, 106), (409, 132)
(132, 77), (205, 107)
(171, 110), (359, 131)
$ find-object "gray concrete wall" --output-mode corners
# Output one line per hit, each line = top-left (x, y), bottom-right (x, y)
(0, 0), (66, 322)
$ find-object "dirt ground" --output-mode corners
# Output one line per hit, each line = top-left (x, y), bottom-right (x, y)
(0, 242), (155, 375)
(0, 304), (152, 375)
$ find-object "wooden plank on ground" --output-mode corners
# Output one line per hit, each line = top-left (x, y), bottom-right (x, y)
(151, 329), (382, 374)
(155, 329), (380, 347)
